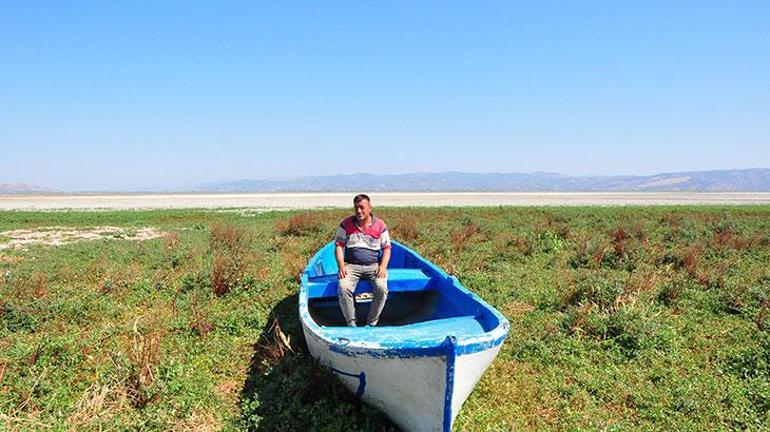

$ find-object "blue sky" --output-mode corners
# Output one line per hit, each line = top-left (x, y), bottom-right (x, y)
(1, 1), (769, 191)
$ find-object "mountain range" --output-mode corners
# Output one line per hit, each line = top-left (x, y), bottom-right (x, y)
(0, 183), (58, 194)
(4, 169), (770, 194)
(199, 168), (770, 193)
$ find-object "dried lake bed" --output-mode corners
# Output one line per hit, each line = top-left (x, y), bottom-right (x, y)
(2, 192), (770, 210)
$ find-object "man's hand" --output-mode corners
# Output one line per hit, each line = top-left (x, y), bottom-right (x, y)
(335, 245), (347, 279)
(376, 265), (387, 278)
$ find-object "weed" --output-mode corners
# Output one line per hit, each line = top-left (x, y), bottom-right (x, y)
(560, 272), (626, 312)
(170, 253), (183, 269)
(165, 232), (184, 268)
(208, 223), (251, 296)
(277, 213), (322, 236)
(756, 298), (770, 332)
(190, 303), (215, 337)
(99, 278), (114, 294)
(612, 229), (628, 259)
(253, 318), (294, 366)
(0, 301), (37, 332)
(538, 231), (565, 253)
(682, 245), (702, 278)
(572, 237), (590, 268)
(570, 237), (614, 269)
(3, 206), (770, 430)
(212, 253), (232, 296)
(592, 243), (608, 269)
(164, 231), (180, 250)
(451, 222), (480, 255)
(393, 218), (419, 243)
(535, 214), (571, 240)
(623, 270), (658, 299)
(510, 235), (534, 256)
(180, 272), (207, 293)
(210, 222), (247, 253)
(123, 317), (164, 409)
(282, 251), (307, 283)
(660, 212), (682, 228)
(712, 229), (735, 252)
(656, 277), (686, 306)
(723, 335), (770, 379)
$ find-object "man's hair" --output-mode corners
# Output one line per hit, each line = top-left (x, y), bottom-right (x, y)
(353, 194), (371, 205)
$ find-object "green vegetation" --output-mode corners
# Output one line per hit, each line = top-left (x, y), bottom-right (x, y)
(1, 206), (770, 430)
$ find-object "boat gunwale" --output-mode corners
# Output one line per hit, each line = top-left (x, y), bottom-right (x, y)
(299, 240), (510, 357)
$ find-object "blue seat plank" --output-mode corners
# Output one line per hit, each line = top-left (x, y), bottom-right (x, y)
(324, 315), (486, 346)
(306, 268), (431, 298)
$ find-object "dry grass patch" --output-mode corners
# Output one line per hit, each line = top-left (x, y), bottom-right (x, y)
(176, 409), (222, 432)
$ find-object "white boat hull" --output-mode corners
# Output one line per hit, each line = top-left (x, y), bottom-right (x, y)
(299, 241), (509, 431)
(303, 325), (503, 432)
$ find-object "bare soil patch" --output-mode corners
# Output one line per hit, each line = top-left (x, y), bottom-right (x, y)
(0, 226), (165, 250)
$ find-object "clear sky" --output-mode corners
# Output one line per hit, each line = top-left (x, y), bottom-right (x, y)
(1, 1), (769, 191)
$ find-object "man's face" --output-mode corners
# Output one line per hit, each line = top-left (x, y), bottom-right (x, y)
(354, 199), (372, 223)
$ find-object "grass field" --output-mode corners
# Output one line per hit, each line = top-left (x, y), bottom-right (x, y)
(1, 206), (770, 431)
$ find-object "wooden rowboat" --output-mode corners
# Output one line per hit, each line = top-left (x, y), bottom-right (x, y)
(299, 240), (509, 432)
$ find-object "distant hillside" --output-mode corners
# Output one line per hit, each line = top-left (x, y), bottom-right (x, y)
(0, 183), (57, 194)
(199, 168), (770, 192)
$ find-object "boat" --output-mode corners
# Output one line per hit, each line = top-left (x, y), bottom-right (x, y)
(298, 240), (510, 431)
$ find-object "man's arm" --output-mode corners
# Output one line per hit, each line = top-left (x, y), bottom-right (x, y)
(377, 247), (390, 278)
(335, 222), (348, 279)
(336, 245), (347, 279)
(377, 226), (392, 278)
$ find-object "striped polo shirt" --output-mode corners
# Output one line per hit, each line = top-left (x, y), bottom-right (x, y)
(335, 215), (392, 265)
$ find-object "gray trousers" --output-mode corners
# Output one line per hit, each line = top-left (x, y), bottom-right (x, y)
(338, 263), (388, 326)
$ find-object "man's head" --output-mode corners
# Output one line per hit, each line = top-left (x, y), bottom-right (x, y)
(353, 194), (372, 223)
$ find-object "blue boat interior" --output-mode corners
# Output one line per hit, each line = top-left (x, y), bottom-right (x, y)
(305, 242), (501, 334)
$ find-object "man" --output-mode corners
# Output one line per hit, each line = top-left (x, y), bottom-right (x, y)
(335, 194), (391, 327)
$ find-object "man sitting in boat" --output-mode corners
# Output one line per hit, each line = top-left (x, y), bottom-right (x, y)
(335, 194), (391, 327)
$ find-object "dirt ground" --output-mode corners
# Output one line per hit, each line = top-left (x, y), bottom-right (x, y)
(1, 192), (770, 210)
